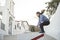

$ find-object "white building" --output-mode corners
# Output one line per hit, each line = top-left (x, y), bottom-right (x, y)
(13, 21), (30, 35)
(0, 0), (30, 35)
(0, 0), (15, 35)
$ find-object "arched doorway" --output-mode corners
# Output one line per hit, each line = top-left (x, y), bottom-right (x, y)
(8, 17), (13, 35)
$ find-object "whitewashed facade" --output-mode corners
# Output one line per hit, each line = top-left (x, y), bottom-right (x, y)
(0, 0), (30, 35)
(13, 21), (30, 35)
(0, 0), (15, 35)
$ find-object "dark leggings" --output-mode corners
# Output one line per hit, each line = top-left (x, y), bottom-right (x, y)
(40, 21), (50, 32)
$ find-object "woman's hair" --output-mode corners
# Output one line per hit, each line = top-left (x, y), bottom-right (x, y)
(41, 9), (45, 14)
(36, 12), (40, 14)
(36, 9), (45, 14)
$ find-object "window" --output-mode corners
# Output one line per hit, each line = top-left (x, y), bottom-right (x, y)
(0, 20), (1, 29)
(0, 12), (2, 15)
(17, 23), (21, 29)
(15, 25), (16, 29)
(0, 12), (2, 19)
(17, 23), (19, 27)
(1, 22), (5, 30)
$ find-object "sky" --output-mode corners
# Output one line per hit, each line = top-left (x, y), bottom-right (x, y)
(14, 0), (51, 25)
(0, 0), (6, 6)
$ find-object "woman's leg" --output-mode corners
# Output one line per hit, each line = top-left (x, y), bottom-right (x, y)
(43, 21), (50, 25)
(40, 23), (45, 33)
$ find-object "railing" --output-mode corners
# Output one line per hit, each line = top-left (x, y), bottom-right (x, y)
(22, 21), (29, 27)
(15, 21), (30, 31)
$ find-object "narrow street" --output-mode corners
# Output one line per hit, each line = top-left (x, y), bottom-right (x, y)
(3, 32), (56, 40)
(0, 0), (60, 40)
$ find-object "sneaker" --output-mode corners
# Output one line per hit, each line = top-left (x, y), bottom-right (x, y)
(39, 31), (45, 33)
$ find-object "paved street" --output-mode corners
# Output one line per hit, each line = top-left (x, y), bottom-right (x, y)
(1, 32), (56, 40)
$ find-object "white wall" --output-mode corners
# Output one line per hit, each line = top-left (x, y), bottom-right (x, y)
(12, 21), (26, 35)
(44, 3), (60, 40)
(0, 6), (9, 35)
(0, 0), (14, 35)
(12, 21), (31, 35)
